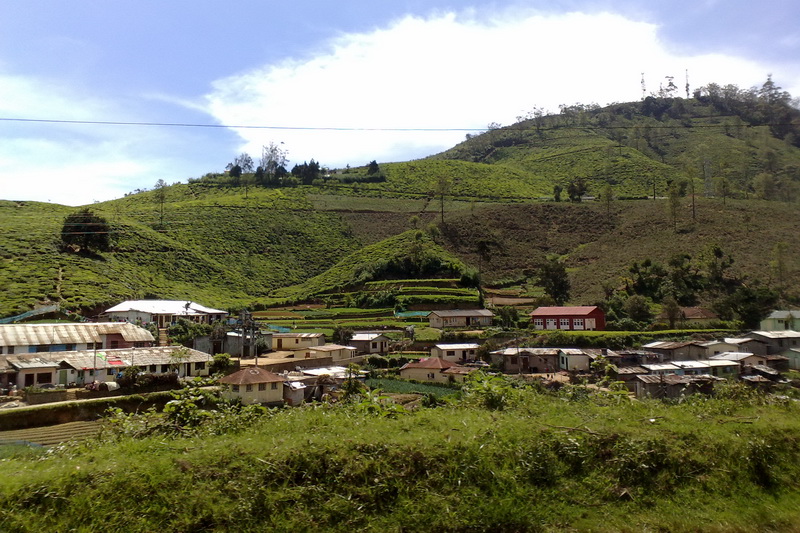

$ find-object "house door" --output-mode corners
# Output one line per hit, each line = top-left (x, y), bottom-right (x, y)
(59, 370), (68, 386)
(24, 374), (34, 387)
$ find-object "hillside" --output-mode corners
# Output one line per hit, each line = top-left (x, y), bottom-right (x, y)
(1, 88), (799, 318)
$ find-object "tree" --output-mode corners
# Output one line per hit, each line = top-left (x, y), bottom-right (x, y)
(666, 181), (681, 232)
(367, 160), (380, 175)
(553, 184), (563, 202)
(624, 294), (652, 323)
(497, 306), (519, 329)
(662, 295), (682, 329)
(60, 209), (111, 252)
(770, 242), (789, 291)
(539, 257), (570, 305)
(234, 152), (254, 174)
(260, 142), (289, 185)
(332, 325), (354, 345)
(599, 183), (614, 218)
(567, 179), (587, 202)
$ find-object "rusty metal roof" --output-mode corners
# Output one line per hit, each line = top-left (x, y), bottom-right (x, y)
(0, 322), (153, 346)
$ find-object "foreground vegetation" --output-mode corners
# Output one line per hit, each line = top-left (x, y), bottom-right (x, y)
(1, 379), (799, 532)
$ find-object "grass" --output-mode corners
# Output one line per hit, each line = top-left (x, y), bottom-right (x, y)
(365, 378), (459, 398)
(1, 383), (800, 531)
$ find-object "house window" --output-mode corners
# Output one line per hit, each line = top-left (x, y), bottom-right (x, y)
(161, 364), (170, 373)
(372, 342), (377, 349)
(110, 340), (119, 349)
(65, 344), (76, 351)
(446, 351), (455, 356)
(573, 319), (584, 330)
(7, 347), (13, 355)
(510, 356), (518, 365)
(295, 339), (299, 344)
(150, 365), (157, 372)
(36, 372), (52, 384)
(246, 384), (253, 392)
(271, 383), (278, 390)
(533, 318), (543, 329)
(258, 383), (266, 391)
(134, 342), (146, 348)
(427, 373), (435, 379)
(195, 362), (205, 371)
(559, 318), (570, 329)
(232, 385), (239, 392)
(37, 345), (49, 352)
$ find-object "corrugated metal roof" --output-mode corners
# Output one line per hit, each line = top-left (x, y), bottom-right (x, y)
(434, 343), (480, 350)
(750, 330), (800, 339)
(351, 333), (388, 341)
(401, 357), (458, 370)
(6, 356), (60, 370)
(428, 309), (493, 317)
(0, 322), (153, 346)
(104, 300), (227, 316)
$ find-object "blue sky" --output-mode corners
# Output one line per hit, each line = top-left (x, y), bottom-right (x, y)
(1, 0), (799, 205)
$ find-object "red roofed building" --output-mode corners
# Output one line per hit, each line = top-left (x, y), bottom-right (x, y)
(530, 306), (605, 331)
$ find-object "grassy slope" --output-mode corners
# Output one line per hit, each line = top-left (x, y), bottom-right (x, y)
(271, 230), (470, 301)
(2, 98), (800, 316)
(0, 187), (360, 316)
(2, 391), (800, 532)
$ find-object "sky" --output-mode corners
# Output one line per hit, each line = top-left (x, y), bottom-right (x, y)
(1, 0), (799, 206)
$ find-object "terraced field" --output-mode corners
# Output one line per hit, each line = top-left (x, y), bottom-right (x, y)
(0, 421), (101, 447)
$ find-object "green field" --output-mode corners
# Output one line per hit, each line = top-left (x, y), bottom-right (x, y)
(1, 381), (800, 531)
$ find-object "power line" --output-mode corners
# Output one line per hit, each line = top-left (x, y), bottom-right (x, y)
(0, 117), (482, 132)
(0, 116), (796, 132)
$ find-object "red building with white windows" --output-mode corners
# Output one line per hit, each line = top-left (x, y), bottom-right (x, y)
(529, 306), (606, 331)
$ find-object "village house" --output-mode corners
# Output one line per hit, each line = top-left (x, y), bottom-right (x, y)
(219, 367), (286, 405)
(783, 348), (800, 371)
(558, 348), (591, 372)
(634, 374), (719, 400)
(529, 306), (606, 331)
(427, 309), (493, 329)
(349, 333), (390, 355)
(103, 300), (228, 328)
(0, 322), (154, 355)
(760, 310), (800, 332)
(709, 351), (767, 368)
(2, 355), (60, 388)
(399, 357), (473, 384)
(431, 343), (480, 363)
(307, 344), (358, 362)
(746, 331), (800, 354)
(272, 332), (325, 351)
(491, 347), (560, 374)
(700, 337), (768, 357)
(640, 340), (708, 361)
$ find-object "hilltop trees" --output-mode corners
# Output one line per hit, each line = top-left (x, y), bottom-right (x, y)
(60, 209), (111, 253)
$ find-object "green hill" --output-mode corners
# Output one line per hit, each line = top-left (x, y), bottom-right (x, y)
(1, 87), (799, 318)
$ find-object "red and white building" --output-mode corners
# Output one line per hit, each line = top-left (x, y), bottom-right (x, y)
(530, 306), (606, 331)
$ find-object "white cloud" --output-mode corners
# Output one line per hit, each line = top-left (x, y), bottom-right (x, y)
(205, 10), (793, 168)
(0, 74), (186, 205)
